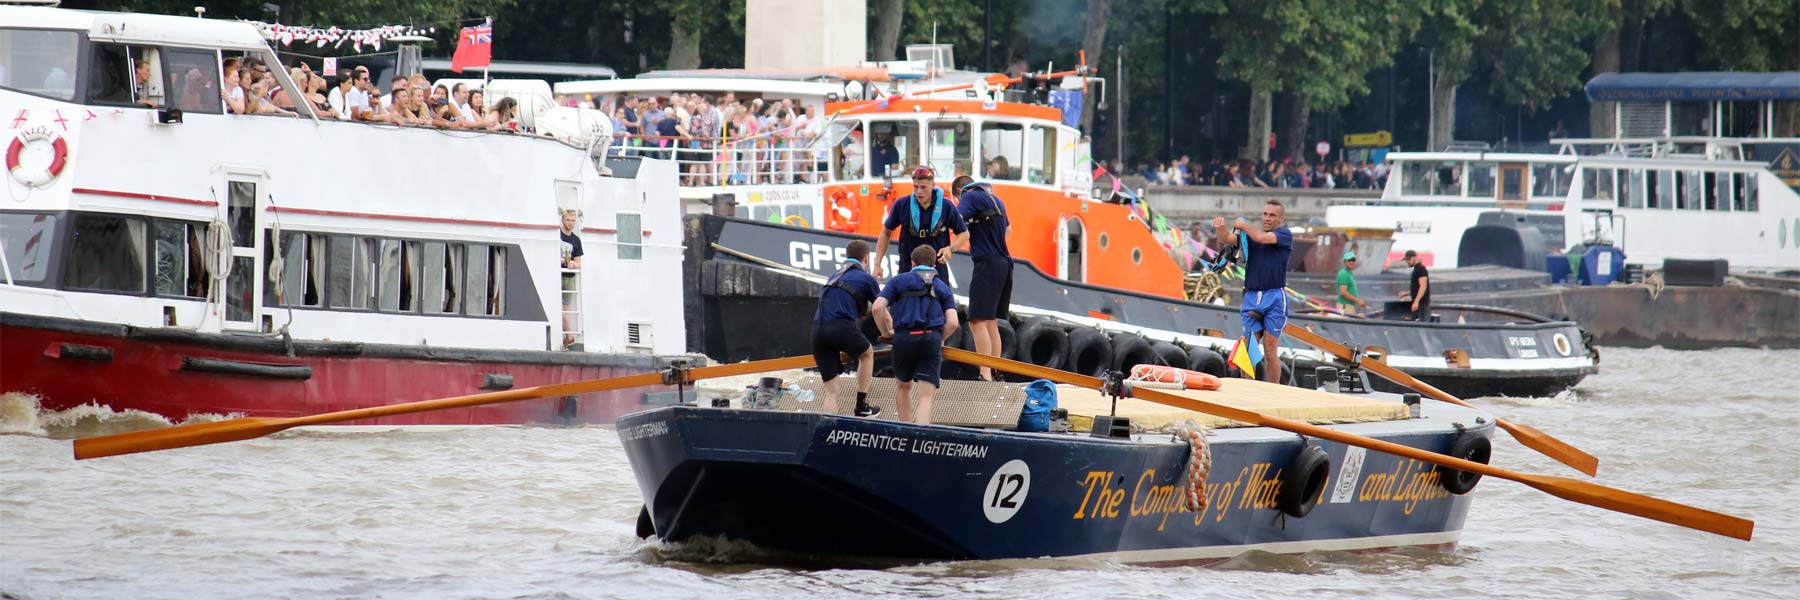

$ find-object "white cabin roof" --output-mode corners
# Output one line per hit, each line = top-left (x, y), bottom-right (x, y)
(554, 77), (841, 99)
(3, 6), (271, 50)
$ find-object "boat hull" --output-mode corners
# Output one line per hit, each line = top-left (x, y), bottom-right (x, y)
(1, 312), (670, 425)
(620, 405), (1489, 564)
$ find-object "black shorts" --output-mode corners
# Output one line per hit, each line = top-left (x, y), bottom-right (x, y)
(968, 255), (1013, 321)
(811, 320), (870, 382)
(1410, 300), (1432, 322)
(890, 329), (943, 387)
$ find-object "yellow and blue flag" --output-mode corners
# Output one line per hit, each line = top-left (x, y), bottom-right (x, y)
(1228, 335), (1262, 377)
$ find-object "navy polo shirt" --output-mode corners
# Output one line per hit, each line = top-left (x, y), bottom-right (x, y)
(956, 184), (1009, 258)
(870, 141), (899, 177)
(1242, 227), (1293, 292)
(813, 260), (880, 322)
(879, 267), (957, 330)
(882, 190), (966, 269)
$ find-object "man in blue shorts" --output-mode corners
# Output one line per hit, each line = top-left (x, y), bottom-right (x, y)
(872, 165), (968, 282)
(1213, 199), (1292, 384)
(811, 240), (882, 417)
(873, 245), (961, 424)
(951, 174), (1011, 381)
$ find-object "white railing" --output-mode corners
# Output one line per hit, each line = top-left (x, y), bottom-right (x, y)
(610, 134), (834, 186)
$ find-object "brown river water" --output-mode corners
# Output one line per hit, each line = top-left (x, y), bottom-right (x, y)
(2, 347), (1795, 599)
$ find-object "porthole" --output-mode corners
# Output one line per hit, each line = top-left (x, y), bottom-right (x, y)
(1098, 232), (1110, 250)
(1131, 247), (1142, 264)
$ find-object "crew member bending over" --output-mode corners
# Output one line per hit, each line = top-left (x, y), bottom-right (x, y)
(811, 240), (882, 417)
(952, 175), (1011, 381)
(873, 166), (968, 281)
(873, 245), (960, 424)
(1213, 200), (1293, 384)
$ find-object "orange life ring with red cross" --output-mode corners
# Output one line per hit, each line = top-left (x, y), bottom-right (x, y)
(7, 126), (68, 188)
(825, 188), (860, 232)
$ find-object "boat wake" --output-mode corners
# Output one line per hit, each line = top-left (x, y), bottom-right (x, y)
(0, 392), (237, 440)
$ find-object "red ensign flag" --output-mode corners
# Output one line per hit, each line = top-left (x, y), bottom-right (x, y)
(451, 22), (492, 73)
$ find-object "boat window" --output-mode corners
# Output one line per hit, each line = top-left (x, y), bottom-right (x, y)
(1531, 163), (1571, 198)
(1027, 125), (1056, 185)
(1678, 171), (1702, 210)
(1581, 168), (1615, 203)
(784, 205), (814, 229)
(1744, 174), (1758, 212)
(353, 237), (378, 308)
(86, 43), (134, 106)
(926, 120), (972, 178)
(0, 212), (58, 285)
(486, 246), (507, 316)
(1731, 174), (1750, 211)
(152, 220), (210, 298)
(327, 236), (354, 308)
(64, 213), (146, 294)
(228, 181), (256, 248)
(163, 47), (221, 115)
(1619, 169), (1644, 209)
(869, 120), (917, 179)
(226, 256), (253, 321)
(376, 239), (403, 312)
(1498, 164), (1527, 202)
(0, 29), (81, 101)
(1704, 172), (1724, 211)
(1467, 162), (1496, 197)
(1403, 161), (1459, 196)
(400, 241), (420, 311)
(1671, 103), (1710, 136)
(1650, 170), (1674, 209)
(827, 121), (865, 180)
(617, 213), (643, 260)
(979, 122), (1024, 181)
(464, 243), (490, 316)
(276, 231), (322, 307)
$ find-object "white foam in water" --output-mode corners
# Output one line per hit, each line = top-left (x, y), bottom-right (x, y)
(0, 392), (46, 436)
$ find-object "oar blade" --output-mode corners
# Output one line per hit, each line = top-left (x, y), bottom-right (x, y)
(1521, 474), (1753, 541)
(1499, 421), (1599, 476)
(73, 417), (294, 460)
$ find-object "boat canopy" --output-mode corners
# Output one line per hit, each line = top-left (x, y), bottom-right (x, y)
(1586, 72), (1800, 102)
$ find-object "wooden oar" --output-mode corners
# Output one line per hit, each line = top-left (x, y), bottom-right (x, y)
(1283, 325), (1600, 476)
(943, 347), (1753, 541)
(74, 355), (816, 460)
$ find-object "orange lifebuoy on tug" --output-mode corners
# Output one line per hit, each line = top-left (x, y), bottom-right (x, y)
(7, 126), (69, 188)
(826, 189), (860, 232)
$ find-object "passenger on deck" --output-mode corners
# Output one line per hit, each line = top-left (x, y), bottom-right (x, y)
(1399, 250), (1431, 321)
(559, 209), (584, 349)
(952, 175), (1012, 382)
(873, 245), (960, 425)
(1213, 199), (1292, 384)
(872, 166), (968, 281)
(1336, 252), (1370, 315)
(811, 240), (882, 418)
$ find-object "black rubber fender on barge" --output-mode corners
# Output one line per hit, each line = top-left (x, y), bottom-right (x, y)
(1436, 432), (1492, 495)
(1151, 341), (1188, 368)
(1014, 318), (1069, 371)
(1186, 347), (1227, 377)
(1110, 333), (1158, 372)
(995, 318), (1019, 362)
(1277, 445), (1331, 518)
(1066, 327), (1114, 377)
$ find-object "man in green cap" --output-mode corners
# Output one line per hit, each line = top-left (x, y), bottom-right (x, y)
(1335, 251), (1370, 315)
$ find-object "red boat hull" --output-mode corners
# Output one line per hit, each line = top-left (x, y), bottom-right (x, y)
(1, 314), (670, 426)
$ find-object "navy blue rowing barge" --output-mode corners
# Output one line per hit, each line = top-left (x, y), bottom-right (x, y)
(619, 382), (1494, 565)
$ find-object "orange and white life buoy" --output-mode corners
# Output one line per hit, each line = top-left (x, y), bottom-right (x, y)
(7, 126), (68, 188)
(825, 189), (860, 232)
(1128, 364), (1223, 391)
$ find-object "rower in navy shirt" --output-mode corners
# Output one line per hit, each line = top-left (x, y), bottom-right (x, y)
(873, 245), (961, 425)
(872, 165), (968, 282)
(952, 175), (1012, 381)
(812, 240), (882, 417)
(1212, 200), (1293, 384)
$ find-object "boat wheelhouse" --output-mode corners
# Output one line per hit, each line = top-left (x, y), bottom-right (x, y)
(1328, 72), (1800, 272)
(0, 6), (688, 425)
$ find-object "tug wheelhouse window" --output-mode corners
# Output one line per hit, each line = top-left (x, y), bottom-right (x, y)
(1027, 125), (1055, 185)
(64, 213), (147, 293)
(0, 29), (81, 101)
(979, 122), (1024, 181)
(926, 120), (971, 178)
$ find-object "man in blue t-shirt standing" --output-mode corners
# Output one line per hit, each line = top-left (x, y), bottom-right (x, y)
(872, 165), (968, 282)
(812, 239), (882, 418)
(951, 175), (1011, 381)
(873, 245), (961, 425)
(1213, 199), (1293, 384)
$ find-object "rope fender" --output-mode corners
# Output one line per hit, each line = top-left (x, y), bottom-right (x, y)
(1171, 420), (1211, 511)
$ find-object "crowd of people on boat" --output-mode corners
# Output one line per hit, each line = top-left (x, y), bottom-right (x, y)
(1130, 156), (1389, 190)
(221, 57), (524, 132)
(572, 92), (830, 186)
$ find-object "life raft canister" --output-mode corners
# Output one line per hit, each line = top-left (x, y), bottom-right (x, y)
(1277, 444), (1331, 518)
(826, 189), (860, 232)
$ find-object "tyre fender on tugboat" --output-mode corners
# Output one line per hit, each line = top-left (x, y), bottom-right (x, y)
(1066, 327), (1114, 377)
(1277, 445), (1331, 518)
(1436, 431), (1492, 495)
(1151, 341), (1188, 367)
(1110, 332), (1157, 372)
(995, 318), (1018, 362)
(1186, 346), (1227, 378)
(1014, 318), (1069, 371)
